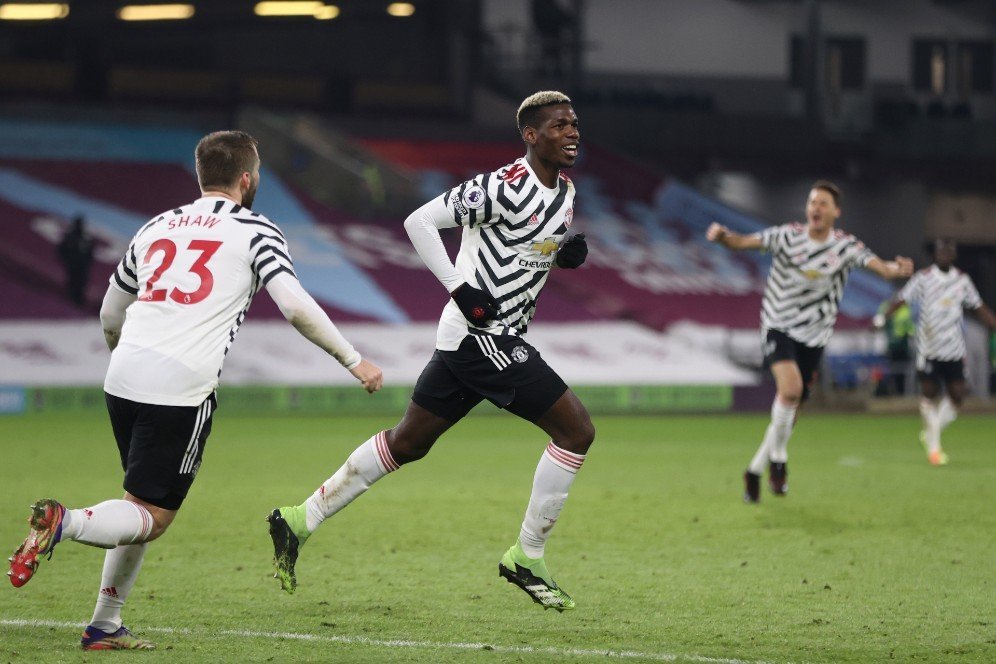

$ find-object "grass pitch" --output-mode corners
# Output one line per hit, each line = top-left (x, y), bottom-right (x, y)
(1, 411), (994, 663)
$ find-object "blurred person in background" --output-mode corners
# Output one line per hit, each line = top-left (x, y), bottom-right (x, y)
(873, 299), (914, 396)
(707, 180), (913, 503)
(267, 91), (591, 612)
(8, 130), (382, 651)
(58, 214), (95, 307)
(875, 238), (996, 465)
(531, 0), (575, 77)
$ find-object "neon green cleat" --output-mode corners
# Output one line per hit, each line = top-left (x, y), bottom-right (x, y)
(266, 505), (310, 594)
(498, 542), (575, 611)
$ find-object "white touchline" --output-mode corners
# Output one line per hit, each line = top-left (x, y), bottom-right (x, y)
(0, 618), (786, 664)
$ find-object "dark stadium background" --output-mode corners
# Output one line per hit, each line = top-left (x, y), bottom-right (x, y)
(1, 0), (994, 412)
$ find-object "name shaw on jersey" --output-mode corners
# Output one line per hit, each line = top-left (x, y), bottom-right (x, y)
(167, 215), (222, 230)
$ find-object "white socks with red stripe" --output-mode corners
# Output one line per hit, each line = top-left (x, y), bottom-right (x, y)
(518, 442), (585, 559)
(748, 398), (796, 474)
(88, 543), (147, 632)
(304, 431), (399, 533)
(59, 500), (154, 548)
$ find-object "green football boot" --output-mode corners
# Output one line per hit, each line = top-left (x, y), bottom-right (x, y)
(498, 541), (575, 611)
(267, 505), (310, 594)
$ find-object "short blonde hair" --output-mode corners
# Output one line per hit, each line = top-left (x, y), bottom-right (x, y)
(516, 90), (572, 131)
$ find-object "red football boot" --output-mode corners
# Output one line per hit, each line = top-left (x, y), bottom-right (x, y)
(8, 499), (64, 587)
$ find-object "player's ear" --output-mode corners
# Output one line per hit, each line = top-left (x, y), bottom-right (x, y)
(522, 126), (538, 146)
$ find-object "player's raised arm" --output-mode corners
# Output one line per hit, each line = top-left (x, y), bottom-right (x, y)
(706, 222), (764, 250)
(264, 272), (383, 393)
(865, 255), (914, 280)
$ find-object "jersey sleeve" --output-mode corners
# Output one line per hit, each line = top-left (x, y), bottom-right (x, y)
(842, 236), (875, 268)
(249, 217), (296, 291)
(442, 172), (501, 228)
(963, 275), (983, 309)
(109, 239), (139, 296)
(898, 273), (920, 304)
(759, 224), (788, 254)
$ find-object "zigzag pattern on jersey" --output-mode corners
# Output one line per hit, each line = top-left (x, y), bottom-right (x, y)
(906, 269), (978, 361)
(761, 226), (862, 347)
(472, 168), (571, 333)
(238, 211), (296, 291)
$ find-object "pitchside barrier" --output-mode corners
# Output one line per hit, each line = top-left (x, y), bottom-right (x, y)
(0, 385), (734, 416)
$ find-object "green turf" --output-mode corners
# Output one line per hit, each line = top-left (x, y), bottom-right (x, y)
(1, 411), (994, 663)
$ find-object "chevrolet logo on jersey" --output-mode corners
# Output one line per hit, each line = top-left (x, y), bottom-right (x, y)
(530, 238), (560, 256)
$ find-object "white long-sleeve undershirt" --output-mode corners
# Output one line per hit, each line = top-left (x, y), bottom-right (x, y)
(403, 196), (463, 293)
(264, 273), (361, 369)
(99, 276), (361, 370)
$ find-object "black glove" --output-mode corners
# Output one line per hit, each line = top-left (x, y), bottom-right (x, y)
(451, 283), (499, 325)
(555, 233), (587, 269)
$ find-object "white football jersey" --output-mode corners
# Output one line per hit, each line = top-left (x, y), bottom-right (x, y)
(105, 196), (294, 406)
(758, 223), (874, 348)
(899, 265), (982, 361)
(435, 158), (576, 350)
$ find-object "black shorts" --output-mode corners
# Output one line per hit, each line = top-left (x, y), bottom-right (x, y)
(105, 392), (217, 510)
(762, 329), (824, 402)
(917, 357), (965, 384)
(412, 333), (568, 423)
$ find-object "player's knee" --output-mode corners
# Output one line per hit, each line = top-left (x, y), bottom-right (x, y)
(144, 519), (171, 542)
(561, 417), (595, 455)
(578, 419), (596, 452)
(386, 430), (435, 465)
(778, 389), (802, 406)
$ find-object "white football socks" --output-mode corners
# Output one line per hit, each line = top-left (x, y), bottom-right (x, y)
(767, 399), (797, 463)
(937, 397), (958, 431)
(89, 543), (147, 632)
(304, 431), (398, 533)
(748, 398), (797, 474)
(60, 500), (154, 548)
(518, 442), (585, 559)
(919, 398), (941, 453)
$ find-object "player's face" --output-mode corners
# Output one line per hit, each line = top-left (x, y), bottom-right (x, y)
(805, 188), (840, 234)
(533, 104), (580, 168)
(934, 242), (956, 269)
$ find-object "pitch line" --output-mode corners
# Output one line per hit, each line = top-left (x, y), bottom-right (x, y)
(0, 618), (784, 664)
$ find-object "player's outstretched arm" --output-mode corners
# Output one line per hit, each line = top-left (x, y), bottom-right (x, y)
(99, 285), (135, 351)
(970, 303), (996, 330)
(265, 273), (383, 393)
(865, 256), (914, 280)
(705, 222), (763, 250)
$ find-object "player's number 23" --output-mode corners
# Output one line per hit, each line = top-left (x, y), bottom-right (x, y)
(140, 239), (223, 305)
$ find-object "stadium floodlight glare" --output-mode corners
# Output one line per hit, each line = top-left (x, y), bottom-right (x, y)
(313, 4), (339, 19)
(0, 3), (69, 20)
(386, 2), (414, 17)
(117, 4), (195, 21)
(255, 1), (339, 19)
